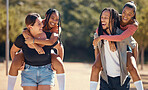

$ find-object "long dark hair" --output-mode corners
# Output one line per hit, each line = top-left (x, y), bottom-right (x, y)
(97, 8), (120, 46)
(43, 8), (61, 35)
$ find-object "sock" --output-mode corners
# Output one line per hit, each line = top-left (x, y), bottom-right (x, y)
(134, 80), (144, 90)
(56, 73), (65, 90)
(8, 75), (17, 90)
(90, 81), (98, 90)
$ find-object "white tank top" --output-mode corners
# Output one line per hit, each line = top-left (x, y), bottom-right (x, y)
(104, 40), (120, 77)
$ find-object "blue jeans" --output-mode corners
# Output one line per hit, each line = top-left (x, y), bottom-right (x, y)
(21, 64), (55, 86)
(100, 76), (130, 90)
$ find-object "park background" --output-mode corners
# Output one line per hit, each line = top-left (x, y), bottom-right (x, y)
(0, 0), (148, 90)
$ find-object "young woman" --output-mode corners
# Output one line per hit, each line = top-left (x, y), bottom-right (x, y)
(24, 8), (65, 90)
(94, 0), (142, 84)
(8, 9), (65, 90)
(10, 13), (57, 90)
(94, 1), (137, 43)
(91, 2), (143, 89)
(93, 1), (138, 59)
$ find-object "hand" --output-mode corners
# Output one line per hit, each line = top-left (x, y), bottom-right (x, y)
(93, 37), (101, 46)
(35, 46), (45, 54)
(19, 62), (25, 71)
(50, 26), (59, 33)
(51, 63), (56, 71)
(25, 38), (34, 44)
(23, 29), (33, 39)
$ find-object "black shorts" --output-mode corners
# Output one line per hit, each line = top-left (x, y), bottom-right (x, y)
(100, 76), (130, 90)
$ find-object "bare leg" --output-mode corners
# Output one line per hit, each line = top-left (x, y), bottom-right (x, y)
(51, 54), (65, 90)
(9, 52), (24, 76)
(8, 52), (24, 90)
(38, 85), (53, 90)
(127, 52), (144, 90)
(127, 52), (141, 82)
(51, 54), (65, 74)
(23, 86), (37, 90)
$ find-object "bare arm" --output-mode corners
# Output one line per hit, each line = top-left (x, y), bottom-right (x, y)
(94, 47), (99, 59)
(90, 46), (102, 82)
(34, 33), (59, 45)
(25, 32), (59, 46)
(10, 44), (21, 60)
(23, 29), (45, 54)
(100, 25), (137, 41)
(22, 29), (33, 39)
(93, 32), (100, 59)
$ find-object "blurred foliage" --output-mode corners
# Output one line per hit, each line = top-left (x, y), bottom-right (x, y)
(134, 0), (148, 48)
(0, 0), (148, 62)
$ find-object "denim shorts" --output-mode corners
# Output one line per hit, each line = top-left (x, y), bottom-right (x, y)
(21, 64), (55, 86)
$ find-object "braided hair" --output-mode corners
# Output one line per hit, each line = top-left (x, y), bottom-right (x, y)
(97, 8), (120, 47)
(43, 8), (61, 35)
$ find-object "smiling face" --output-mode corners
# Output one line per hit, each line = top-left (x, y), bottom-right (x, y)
(30, 17), (43, 34)
(101, 10), (110, 30)
(122, 6), (135, 24)
(48, 12), (59, 28)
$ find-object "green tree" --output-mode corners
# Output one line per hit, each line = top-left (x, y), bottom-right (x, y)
(1, 0), (147, 62)
(134, 2), (148, 69)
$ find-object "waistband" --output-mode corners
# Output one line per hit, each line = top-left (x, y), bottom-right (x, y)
(25, 64), (52, 69)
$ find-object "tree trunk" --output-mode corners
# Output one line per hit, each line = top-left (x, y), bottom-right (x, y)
(141, 46), (145, 70)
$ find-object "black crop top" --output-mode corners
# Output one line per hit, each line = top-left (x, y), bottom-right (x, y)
(14, 32), (57, 66)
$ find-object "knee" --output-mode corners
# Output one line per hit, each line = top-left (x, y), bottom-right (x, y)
(127, 65), (137, 72)
(51, 54), (60, 61)
(127, 52), (132, 59)
(51, 54), (62, 63)
(127, 53), (137, 72)
(56, 59), (64, 68)
(51, 54), (64, 68)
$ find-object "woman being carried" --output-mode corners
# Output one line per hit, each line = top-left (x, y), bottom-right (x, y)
(91, 2), (143, 90)
(10, 13), (57, 90)
(8, 9), (65, 90)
